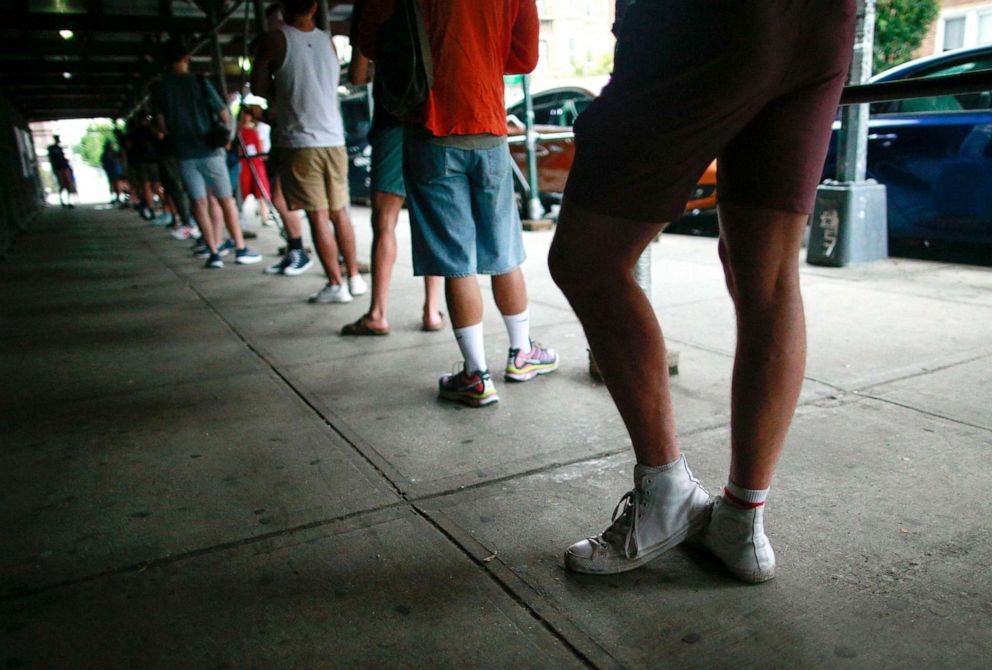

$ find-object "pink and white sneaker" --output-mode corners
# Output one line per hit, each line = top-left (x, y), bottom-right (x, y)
(505, 341), (559, 382)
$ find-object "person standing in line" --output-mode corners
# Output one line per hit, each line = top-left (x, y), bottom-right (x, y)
(100, 140), (125, 205)
(548, 0), (857, 582)
(153, 38), (262, 269)
(47, 135), (76, 209)
(250, 0), (366, 300)
(237, 109), (272, 228)
(357, 0), (558, 406)
(342, 30), (443, 335)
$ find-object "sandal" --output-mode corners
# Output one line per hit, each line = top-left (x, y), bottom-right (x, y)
(341, 317), (390, 336)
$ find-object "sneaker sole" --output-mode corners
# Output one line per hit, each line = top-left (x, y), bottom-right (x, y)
(505, 360), (559, 382)
(564, 504), (713, 575)
(284, 259), (314, 276)
(308, 297), (353, 304)
(438, 389), (499, 407)
(235, 256), (262, 265)
(264, 265), (287, 275)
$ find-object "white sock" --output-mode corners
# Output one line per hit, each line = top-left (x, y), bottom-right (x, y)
(724, 479), (769, 508)
(502, 308), (531, 352)
(454, 322), (487, 374)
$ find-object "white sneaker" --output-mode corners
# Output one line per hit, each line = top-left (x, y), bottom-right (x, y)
(564, 455), (713, 575)
(699, 497), (776, 583)
(308, 283), (353, 304)
(348, 273), (368, 297)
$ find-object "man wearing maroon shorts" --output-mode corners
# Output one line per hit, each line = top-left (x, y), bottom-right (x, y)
(549, 0), (857, 582)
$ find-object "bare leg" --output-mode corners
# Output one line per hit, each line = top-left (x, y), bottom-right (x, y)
(717, 202), (809, 490)
(190, 197), (216, 253)
(363, 190), (404, 330)
(549, 197), (678, 467)
(330, 207), (358, 278)
(307, 209), (344, 285)
(491, 266), (528, 316)
(208, 195), (224, 245)
(272, 178), (303, 239)
(446, 276), (483, 329)
(423, 276), (444, 330)
(218, 196), (246, 249)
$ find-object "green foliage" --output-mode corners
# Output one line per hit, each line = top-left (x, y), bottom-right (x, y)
(74, 122), (117, 168)
(874, 0), (939, 72)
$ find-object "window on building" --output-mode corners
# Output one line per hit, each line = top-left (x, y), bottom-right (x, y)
(943, 16), (966, 51)
(979, 12), (992, 45)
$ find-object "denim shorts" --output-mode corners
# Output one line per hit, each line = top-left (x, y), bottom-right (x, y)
(403, 133), (525, 277)
(370, 126), (406, 198)
(179, 151), (232, 201)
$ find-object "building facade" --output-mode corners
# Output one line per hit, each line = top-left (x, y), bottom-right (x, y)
(920, 0), (992, 54)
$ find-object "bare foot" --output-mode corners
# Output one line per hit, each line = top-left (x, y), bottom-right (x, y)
(422, 310), (444, 332)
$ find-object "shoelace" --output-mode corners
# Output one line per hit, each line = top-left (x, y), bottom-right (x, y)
(592, 488), (643, 559)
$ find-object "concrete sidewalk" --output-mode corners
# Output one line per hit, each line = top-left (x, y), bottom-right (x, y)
(1, 204), (990, 669)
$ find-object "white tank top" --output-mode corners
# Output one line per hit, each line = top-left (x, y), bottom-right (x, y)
(272, 25), (345, 149)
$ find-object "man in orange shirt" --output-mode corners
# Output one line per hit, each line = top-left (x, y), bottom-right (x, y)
(357, 0), (558, 407)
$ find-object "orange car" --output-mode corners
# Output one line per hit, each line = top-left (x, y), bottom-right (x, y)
(507, 88), (718, 219)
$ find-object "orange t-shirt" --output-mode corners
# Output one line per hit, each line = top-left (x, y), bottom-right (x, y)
(356, 0), (539, 137)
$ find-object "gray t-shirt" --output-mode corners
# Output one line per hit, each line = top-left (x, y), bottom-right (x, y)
(153, 73), (226, 159)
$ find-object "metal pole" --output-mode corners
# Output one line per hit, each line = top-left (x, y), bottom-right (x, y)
(316, 0), (331, 33)
(252, 0), (266, 37)
(837, 0), (875, 181)
(522, 74), (544, 220)
(807, 0), (887, 266)
(209, 0), (230, 102)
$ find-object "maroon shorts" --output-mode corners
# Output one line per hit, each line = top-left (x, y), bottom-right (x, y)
(564, 0), (857, 222)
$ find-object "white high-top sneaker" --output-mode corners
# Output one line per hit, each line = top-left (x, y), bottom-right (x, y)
(699, 497), (776, 583)
(564, 455), (713, 575)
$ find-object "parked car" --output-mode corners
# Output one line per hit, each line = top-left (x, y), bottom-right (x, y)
(824, 45), (992, 250)
(506, 87), (718, 219)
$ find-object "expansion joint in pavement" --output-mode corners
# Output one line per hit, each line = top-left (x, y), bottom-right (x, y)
(154, 247), (618, 669)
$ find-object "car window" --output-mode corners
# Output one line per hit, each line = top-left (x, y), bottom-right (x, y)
(878, 55), (992, 115)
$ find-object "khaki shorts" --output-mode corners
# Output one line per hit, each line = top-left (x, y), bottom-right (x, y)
(279, 146), (350, 212)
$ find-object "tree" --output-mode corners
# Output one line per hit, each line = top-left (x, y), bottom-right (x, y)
(74, 122), (117, 168)
(874, 0), (939, 73)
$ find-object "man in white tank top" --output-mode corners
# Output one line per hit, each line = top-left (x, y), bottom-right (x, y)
(250, 0), (367, 303)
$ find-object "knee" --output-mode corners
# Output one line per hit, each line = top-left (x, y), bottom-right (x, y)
(548, 239), (582, 294)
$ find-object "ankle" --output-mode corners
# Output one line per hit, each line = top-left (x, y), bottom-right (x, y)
(723, 480), (769, 509)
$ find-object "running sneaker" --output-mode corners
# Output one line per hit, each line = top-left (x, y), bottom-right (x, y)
(193, 244), (212, 258)
(308, 283), (352, 304)
(152, 212), (174, 226)
(170, 224), (199, 240)
(235, 247), (262, 264)
(438, 368), (499, 407)
(205, 253), (224, 269)
(217, 239), (235, 256)
(505, 341), (559, 382)
(348, 273), (368, 297)
(264, 255), (290, 275)
(283, 249), (313, 276)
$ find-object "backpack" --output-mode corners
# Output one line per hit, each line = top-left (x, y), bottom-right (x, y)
(198, 76), (231, 148)
(374, 0), (433, 119)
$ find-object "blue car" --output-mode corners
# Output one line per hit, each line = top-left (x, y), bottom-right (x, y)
(824, 45), (992, 251)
